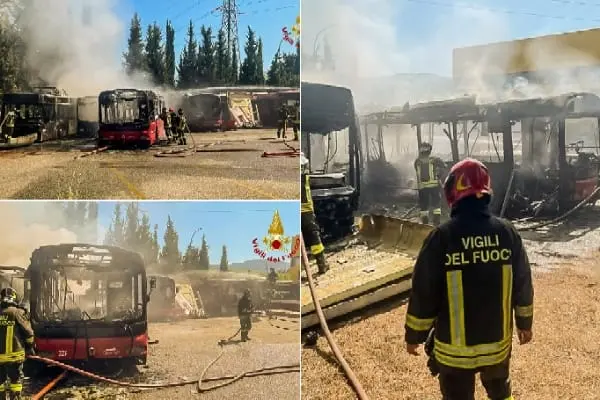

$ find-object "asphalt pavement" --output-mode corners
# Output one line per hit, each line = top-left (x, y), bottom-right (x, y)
(0, 129), (300, 200)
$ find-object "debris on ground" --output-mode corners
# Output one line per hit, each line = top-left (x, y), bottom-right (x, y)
(301, 255), (600, 400)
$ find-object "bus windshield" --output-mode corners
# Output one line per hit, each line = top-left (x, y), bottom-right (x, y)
(34, 265), (145, 323)
(99, 95), (149, 124)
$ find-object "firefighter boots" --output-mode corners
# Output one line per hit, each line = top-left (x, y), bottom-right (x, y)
(241, 331), (248, 342)
(420, 215), (430, 225)
(432, 214), (441, 226)
(316, 253), (329, 274)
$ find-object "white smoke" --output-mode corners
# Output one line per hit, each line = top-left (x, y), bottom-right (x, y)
(0, 202), (78, 267)
(12, 0), (154, 97)
(302, 0), (600, 110)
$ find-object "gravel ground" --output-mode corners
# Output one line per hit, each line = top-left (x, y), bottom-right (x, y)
(0, 129), (299, 200)
(28, 316), (300, 400)
(301, 236), (600, 399)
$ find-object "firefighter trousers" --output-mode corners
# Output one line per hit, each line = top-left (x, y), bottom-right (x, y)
(277, 120), (287, 137)
(301, 212), (325, 256)
(437, 360), (512, 400)
(0, 362), (23, 399)
(418, 186), (442, 224)
(240, 315), (252, 340)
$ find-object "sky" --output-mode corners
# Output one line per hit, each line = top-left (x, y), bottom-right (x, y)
(302, 0), (600, 77)
(96, 201), (300, 264)
(115, 0), (299, 69)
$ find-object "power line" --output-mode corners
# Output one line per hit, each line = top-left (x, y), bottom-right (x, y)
(403, 0), (600, 22)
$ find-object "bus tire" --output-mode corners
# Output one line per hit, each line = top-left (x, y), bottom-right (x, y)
(97, 139), (107, 148)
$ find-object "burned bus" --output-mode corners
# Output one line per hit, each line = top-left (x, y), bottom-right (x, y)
(147, 275), (179, 322)
(77, 96), (99, 137)
(26, 244), (155, 371)
(301, 82), (363, 243)
(1, 88), (77, 146)
(181, 92), (226, 131)
(98, 89), (166, 148)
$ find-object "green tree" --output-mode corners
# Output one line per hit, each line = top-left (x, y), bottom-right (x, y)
(124, 203), (139, 250)
(106, 204), (125, 245)
(177, 20), (197, 88)
(231, 40), (238, 84)
(266, 52), (281, 86)
(214, 29), (230, 83)
(145, 22), (165, 85)
(198, 234), (210, 270)
(239, 27), (260, 85)
(164, 20), (176, 87)
(123, 13), (145, 75)
(137, 213), (155, 263)
(0, 22), (27, 92)
(183, 244), (199, 269)
(161, 215), (180, 267)
(256, 38), (264, 84)
(197, 25), (215, 84)
(151, 224), (160, 264)
(219, 245), (229, 272)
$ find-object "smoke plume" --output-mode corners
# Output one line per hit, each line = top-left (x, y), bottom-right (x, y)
(301, 0), (600, 110)
(0, 203), (78, 267)
(13, 0), (152, 97)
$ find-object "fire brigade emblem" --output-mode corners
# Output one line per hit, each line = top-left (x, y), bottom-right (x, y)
(252, 210), (300, 262)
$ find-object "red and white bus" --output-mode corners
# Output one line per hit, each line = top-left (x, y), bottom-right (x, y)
(98, 89), (166, 148)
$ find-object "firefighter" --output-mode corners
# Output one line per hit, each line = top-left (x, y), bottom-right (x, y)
(292, 103), (300, 141)
(238, 289), (253, 342)
(0, 288), (34, 400)
(1, 108), (16, 142)
(169, 108), (178, 141)
(160, 107), (172, 141)
(176, 108), (188, 145)
(301, 153), (329, 274)
(414, 142), (446, 226)
(267, 268), (278, 285)
(404, 158), (534, 400)
(277, 104), (288, 139)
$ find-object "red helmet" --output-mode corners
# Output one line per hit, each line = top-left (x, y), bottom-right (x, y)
(443, 158), (492, 208)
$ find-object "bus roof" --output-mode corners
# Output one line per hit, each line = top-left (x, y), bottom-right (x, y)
(28, 243), (145, 272)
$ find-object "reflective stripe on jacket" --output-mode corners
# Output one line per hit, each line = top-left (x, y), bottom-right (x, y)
(301, 174), (314, 213)
(0, 305), (34, 363)
(404, 204), (534, 370)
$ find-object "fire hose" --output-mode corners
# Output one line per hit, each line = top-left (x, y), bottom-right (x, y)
(28, 320), (300, 397)
(261, 135), (300, 158)
(301, 236), (370, 400)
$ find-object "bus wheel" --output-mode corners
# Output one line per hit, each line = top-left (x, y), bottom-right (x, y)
(97, 139), (107, 148)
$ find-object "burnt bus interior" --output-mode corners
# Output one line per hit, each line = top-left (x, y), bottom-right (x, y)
(301, 82), (362, 243)
(1, 91), (78, 141)
(181, 93), (226, 131)
(26, 244), (152, 362)
(98, 89), (163, 130)
(364, 92), (600, 218)
(147, 275), (176, 321)
(77, 96), (99, 137)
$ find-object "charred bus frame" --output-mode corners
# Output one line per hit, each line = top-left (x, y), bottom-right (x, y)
(26, 244), (155, 370)
(301, 82), (363, 243)
(1, 90), (77, 143)
(364, 93), (600, 217)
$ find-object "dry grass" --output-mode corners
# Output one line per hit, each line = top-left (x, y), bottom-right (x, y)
(301, 263), (600, 400)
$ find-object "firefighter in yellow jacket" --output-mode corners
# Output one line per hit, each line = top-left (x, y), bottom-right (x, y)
(301, 153), (329, 274)
(414, 142), (446, 226)
(0, 288), (34, 400)
(404, 158), (534, 400)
